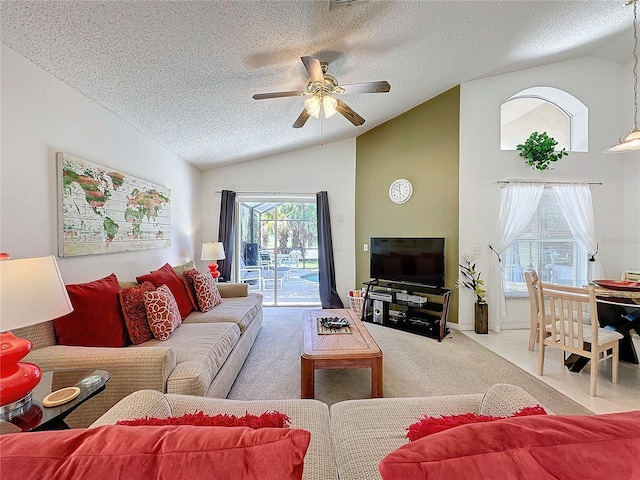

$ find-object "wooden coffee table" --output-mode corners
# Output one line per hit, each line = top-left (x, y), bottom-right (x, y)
(301, 309), (383, 399)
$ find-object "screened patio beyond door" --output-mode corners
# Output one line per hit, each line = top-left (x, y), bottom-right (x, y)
(237, 200), (320, 306)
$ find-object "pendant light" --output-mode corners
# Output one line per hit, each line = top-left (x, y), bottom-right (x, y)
(604, 0), (640, 154)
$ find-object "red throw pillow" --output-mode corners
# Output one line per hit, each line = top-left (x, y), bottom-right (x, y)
(119, 281), (156, 344)
(381, 411), (640, 480)
(180, 268), (200, 310)
(0, 424), (311, 480)
(136, 263), (193, 319)
(144, 285), (181, 340)
(53, 273), (127, 347)
(406, 405), (547, 441)
(192, 271), (222, 312)
(116, 410), (290, 428)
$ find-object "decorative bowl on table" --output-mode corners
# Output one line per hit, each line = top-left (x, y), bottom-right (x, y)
(592, 280), (640, 292)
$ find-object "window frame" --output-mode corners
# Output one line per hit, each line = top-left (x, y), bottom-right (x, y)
(502, 188), (588, 298)
(500, 86), (588, 153)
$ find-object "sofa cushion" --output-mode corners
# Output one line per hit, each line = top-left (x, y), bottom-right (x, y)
(0, 424), (311, 480)
(379, 411), (640, 480)
(132, 322), (241, 396)
(116, 410), (291, 428)
(172, 260), (196, 277)
(183, 293), (262, 332)
(144, 284), (182, 341)
(120, 281), (156, 344)
(330, 394), (484, 480)
(192, 271), (222, 312)
(136, 263), (193, 319)
(53, 273), (127, 347)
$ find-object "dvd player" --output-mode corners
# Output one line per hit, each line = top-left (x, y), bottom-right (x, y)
(368, 291), (393, 302)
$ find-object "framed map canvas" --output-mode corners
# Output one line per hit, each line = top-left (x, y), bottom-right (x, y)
(57, 153), (171, 257)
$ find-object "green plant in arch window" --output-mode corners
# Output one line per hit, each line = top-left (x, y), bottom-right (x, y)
(516, 131), (568, 171)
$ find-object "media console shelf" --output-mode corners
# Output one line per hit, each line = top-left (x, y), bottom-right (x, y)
(361, 279), (451, 341)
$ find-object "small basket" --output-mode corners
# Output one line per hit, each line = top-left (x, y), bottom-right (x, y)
(348, 290), (365, 317)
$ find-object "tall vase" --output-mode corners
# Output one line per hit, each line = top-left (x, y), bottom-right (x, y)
(474, 301), (488, 334)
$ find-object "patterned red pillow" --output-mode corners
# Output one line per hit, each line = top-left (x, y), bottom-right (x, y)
(181, 268), (200, 310)
(136, 263), (193, 319)
(406, 406), (547, 441)
(116, 411), (291, 428)
(192, 271), (222, 313)
(119, 281), (156, 344)
(144, 285), (181, 340)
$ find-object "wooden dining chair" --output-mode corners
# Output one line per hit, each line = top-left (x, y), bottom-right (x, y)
(537, 282), (623, 397)
(525, 270), (545, 351)
(622, 271), (640, 282)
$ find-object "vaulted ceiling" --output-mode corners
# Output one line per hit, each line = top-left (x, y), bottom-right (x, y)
(1, 1), (633, 170)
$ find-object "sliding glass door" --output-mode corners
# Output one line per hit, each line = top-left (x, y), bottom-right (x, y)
(237, 199), (320, 306)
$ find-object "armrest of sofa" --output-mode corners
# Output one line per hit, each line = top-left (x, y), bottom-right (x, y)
(26, 345), (176, 391)
(217, 282), (249, 298)
(90, 389), (172, 428)
(25, 345), (177, 428)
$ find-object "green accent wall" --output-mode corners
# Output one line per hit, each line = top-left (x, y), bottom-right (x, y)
(355, 86), (460, 323)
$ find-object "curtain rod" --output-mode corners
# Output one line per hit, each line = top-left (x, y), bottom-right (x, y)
(497, 181), (602, 185)
(214, 191), (316, 195)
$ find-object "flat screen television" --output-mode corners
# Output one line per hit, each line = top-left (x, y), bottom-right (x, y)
(370, 237), (445, 287)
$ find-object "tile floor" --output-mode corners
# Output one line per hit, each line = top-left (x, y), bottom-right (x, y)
(462, 329), (640, 414)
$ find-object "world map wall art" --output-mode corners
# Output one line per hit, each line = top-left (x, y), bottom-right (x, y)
(57, 152), (171, 257)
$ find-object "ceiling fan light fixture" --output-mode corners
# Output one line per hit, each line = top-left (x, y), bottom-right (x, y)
(305, 96), (321, 118)
(604, 0), (640, 154)
(323, 96), (338, 118)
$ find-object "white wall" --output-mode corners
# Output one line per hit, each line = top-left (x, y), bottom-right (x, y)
(0, 45), (202, 284)
(621, 63), (640, 271)
(201, 139), (356, 306)
(459, 56), (636, 331)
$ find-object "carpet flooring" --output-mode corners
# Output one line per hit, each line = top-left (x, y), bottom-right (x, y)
(228, 307), (591, 415)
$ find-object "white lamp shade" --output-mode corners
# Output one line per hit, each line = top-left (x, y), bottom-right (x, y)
(201, 242), (226, 261)
(323, 96), (338, 118)
(0, 255), (73, 331)
(304, 96), (321, 119)
(603, 129), (640, 153)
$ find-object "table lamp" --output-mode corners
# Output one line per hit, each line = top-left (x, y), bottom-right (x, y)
(201, 242), (226, 280)
(0, 255), (73, 415)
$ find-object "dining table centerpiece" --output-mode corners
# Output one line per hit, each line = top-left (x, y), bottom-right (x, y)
(458, 253), (488, 334)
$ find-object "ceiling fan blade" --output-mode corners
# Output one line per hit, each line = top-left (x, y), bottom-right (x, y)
(335, 99), (365, 126)
(339, 81), (391, 95)
(301, 56), (324, 83)
(292, 109), (311, 128)
(253, 91), (306, 100)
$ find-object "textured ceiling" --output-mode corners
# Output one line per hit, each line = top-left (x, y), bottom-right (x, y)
(0, 1), (633, 170)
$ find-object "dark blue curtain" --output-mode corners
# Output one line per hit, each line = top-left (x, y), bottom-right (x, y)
(218, 190), (236, 281)
(317, 191), (344, 309)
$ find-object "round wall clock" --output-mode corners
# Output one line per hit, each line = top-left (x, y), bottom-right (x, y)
(389, 179), (413, 204)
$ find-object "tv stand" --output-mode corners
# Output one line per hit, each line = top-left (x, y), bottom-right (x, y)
(362, 279), (451, 341)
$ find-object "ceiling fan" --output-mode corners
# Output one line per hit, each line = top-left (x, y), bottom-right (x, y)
(252, 56), (391, 128)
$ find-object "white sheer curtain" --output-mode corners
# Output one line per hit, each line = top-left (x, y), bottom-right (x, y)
(552, 184), (603, 281)
(489, 183), (545, 331)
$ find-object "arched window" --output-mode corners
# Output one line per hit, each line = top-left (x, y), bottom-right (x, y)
(500, 86), (588, 152)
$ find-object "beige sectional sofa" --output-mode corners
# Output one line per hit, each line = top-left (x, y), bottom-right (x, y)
(91, 384), (544, 480)
(15, 282), (263, 428)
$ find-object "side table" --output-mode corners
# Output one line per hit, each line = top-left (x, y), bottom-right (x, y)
(0, 369), (110, 433)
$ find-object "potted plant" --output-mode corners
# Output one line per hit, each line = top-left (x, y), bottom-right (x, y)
(516, 131), (568, 171)
(458, 253), (488, 334)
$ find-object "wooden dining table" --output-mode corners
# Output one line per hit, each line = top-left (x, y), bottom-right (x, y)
(594, 285), (640, 364)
